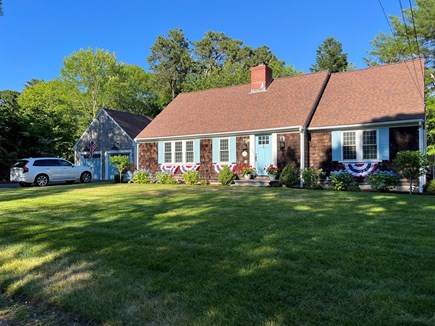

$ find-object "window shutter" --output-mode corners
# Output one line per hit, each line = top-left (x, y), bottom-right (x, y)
(331, 131), (342, 161)
(378, 128), (390, 160)
(212, 138), (219, 163)
(194, 139), (200, 163)
(229, 137), (237, 163)
(158, 141), (163, 164)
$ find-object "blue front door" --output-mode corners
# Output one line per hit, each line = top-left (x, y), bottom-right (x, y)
(255, 135), (272, 175)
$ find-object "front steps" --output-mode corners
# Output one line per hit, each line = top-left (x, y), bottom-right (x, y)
(232, 176), (281, 187)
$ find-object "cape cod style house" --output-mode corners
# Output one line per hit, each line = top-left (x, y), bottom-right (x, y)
(74, 108), (152, 180)
(134, 59), (426, 191)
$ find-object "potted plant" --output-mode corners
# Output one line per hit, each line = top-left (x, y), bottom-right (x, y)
(238, 165), (256, 180)
(265, 164), (280, 181)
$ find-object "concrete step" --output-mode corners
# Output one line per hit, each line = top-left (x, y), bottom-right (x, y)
(232, 179), (282, 187)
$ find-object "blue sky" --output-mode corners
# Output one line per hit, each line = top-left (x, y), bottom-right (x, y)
(0, 1), (404, 92)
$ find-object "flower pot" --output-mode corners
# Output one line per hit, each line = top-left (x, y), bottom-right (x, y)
(244, 174), (251, 180)
(268, 174), (277, 181)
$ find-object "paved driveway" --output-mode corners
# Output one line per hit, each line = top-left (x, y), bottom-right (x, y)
(0, 183), (19, 189)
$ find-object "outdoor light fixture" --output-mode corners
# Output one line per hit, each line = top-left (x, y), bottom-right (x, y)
(279, 136), (285, 149)
(241, 138), (248, 151)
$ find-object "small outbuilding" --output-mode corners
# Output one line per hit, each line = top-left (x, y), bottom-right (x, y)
(74, 108), (152, 180)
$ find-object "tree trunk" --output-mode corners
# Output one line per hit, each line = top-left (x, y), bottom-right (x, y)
(409, 176), (413, 195)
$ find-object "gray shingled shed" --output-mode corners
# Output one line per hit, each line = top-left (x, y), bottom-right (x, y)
(73, 108), (152, 180)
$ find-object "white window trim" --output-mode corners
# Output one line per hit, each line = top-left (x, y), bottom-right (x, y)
(163, 140), (195, 164)
(341, 129), (379, 162)
(218, 137), (230, 164)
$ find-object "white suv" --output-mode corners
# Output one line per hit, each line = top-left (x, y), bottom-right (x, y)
(10, 157), (92, 187)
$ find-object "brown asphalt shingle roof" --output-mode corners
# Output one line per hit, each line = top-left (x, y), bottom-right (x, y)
(105, 108), (152, 139)
(309, 59), (425, 128)
(136, 71), (330, 139)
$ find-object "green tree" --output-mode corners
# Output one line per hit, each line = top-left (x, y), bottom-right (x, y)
(183, 31), (301, 92)
(105, 64), (160, 117)
(110, 155), (133, 183)
(0, 90), (23, 178)
(147, 29), (193, 101)
(366, 0), (435, 154)
(18, 80), (85, 160)
(61, 48), (118, 119)
(393, 150), (429, 194)
(310, 37), (349, 73)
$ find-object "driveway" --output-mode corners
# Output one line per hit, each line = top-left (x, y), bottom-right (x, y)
(0, 183), (19, 189)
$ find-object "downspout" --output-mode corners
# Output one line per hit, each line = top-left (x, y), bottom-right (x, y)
(299, 126), (305, 188)
(418, 120), (426, 193)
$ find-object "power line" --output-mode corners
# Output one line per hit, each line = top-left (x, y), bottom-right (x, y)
(408, 0), (425, 79)
(399, 0), (421, 90)
(377, 0), (423, 99)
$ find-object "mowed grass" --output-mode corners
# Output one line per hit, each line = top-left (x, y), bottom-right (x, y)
(0, 183), (434, 325)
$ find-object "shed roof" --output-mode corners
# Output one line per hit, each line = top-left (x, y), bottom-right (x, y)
(105, 108), (152, 139)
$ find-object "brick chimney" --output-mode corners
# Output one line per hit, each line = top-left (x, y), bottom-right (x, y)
(250, 63), (273, 93)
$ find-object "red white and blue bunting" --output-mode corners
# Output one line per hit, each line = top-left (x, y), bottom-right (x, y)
(212, 163), (237, 174)
(344, 163), (378, 178)
(179, 164), (200, 173)
(160, 164), (180, 175)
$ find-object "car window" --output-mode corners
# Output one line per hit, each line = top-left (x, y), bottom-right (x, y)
(59, 160), (73, 167)
(33, 159), (61, 166)
(13, 160), (28, 168)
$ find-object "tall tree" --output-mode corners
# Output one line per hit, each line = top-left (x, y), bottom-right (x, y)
(310, 37), (349, 73)
(183, 31), (301, 92)
(0, 90), (22, 178)
(61, 48), (118, 119)
(366, 0), (435, 155)
(147, 29), (193, 102)
(18, 80), (85, 160)
(105, 64), (160, 117)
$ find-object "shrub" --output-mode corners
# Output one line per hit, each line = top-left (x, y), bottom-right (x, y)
(302, 167), (324, 189)
(367, 169), (399, 192)
(428, 180), (435, 193)
(279, 164), (299, 187)
(155, 172), (177, 184)
(329, 170), (360, 191)
(130, 170), (152, 184)
(200, 179), (209, 186)
(182, 171), (200, 185)
(218, 166), (235, 185)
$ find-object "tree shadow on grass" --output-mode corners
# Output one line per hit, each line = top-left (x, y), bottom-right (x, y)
(1, 185), (434, 325)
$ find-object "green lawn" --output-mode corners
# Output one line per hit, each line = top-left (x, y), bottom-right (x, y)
(0, 183), (434, 325)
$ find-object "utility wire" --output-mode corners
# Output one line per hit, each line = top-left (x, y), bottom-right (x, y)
(399, 0), (421, 91)
(377, 0), (423, 99)
(408, 0), (425, 79)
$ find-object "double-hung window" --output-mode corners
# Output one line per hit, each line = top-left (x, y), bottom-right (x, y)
(185, 141), (194, 163)
(219, 138), (229, 163)
(163, 140), (195, 164)
(362, 130), (377, 160)
(341, 130), (377, 161)
(164, 142), (172, 163)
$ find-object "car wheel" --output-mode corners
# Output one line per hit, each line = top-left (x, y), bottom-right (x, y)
(19, 182), (31, 187)
(80, 171), (92, 183)
(34, 174), (49, 187)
